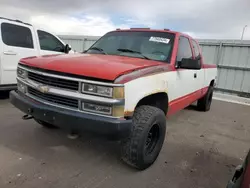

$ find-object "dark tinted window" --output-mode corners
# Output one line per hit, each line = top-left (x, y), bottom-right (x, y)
(1, 23), (33, 48)
(176, 36), (192, 62)
(192, 40), (200, 58)
(38, 30), (64, 52)
(87, 31), (175, 63)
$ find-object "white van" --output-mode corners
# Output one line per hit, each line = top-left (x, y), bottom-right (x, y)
(0, 17), (72, 91)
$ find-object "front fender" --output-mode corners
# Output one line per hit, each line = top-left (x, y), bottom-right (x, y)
(124, 74), (168, 114)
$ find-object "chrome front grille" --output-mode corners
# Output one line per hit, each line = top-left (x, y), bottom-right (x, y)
(28, 87), (78, 109)
(17, 64), (124, 118)
(28, 72), (79, 91)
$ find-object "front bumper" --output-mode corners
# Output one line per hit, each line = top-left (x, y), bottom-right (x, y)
(10, 91), (132, 138)
(0, 84), (17, 91)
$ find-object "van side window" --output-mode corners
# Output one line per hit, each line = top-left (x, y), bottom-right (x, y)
(1, 23), (34, 48)
(37, 30), (64, 52)
(176, 36), (192, 63)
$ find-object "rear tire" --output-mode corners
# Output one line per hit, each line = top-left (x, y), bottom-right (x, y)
(197, 86), (214, 111)
(34, 119), (58, 129)
(121, 105), (166, 170)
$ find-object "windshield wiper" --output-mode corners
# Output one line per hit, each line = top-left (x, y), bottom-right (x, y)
(117, 48), (150, 60)
(88, 47), (107, 54)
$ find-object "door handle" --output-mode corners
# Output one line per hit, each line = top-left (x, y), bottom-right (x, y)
(3, 51), (17, 55)
(194, 73), (197, 78)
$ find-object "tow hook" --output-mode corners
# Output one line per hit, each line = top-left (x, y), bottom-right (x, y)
(22, 114), (34, 120)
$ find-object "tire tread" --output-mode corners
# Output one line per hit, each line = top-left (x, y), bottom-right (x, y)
(121, 105), (165, 169)
(197, 86), (214, 111)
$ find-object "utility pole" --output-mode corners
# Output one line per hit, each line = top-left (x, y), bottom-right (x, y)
(241, 25), (247, 40)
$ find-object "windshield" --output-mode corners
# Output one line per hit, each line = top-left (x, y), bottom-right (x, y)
(86, 31), (175, 63)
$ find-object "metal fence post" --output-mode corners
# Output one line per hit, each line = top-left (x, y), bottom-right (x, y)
(216, 42), (223, 65)
(82, 38), (87, 51)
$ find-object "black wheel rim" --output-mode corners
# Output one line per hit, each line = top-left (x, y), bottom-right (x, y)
(145, 124), (160, 155)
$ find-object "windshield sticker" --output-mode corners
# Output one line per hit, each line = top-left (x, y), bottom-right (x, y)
(149, 37), (170, 44)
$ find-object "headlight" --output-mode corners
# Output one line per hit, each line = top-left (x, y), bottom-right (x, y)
(82, 83), (124, 98)
(17, 67), (27, 79)
(82, 102), (124, 117)
(17, 81), (27, 93)
(82, 83), (112, 97)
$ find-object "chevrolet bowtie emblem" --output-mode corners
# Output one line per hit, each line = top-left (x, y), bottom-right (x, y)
(37, 85), (49, 93)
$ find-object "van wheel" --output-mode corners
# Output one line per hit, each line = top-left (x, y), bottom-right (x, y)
(197, 86), (214, 111)
(121, 105), (166, 170)
(34, 119), (58, 129)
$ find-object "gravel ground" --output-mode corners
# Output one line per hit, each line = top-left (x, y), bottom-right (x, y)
(0, 93), (249, 188)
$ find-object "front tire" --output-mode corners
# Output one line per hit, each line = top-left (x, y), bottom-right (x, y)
(121, 105), (166, 170)
(34, 119), (58, 129)
(197, 86), (214, 111)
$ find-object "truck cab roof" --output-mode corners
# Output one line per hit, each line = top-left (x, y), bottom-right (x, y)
(112, 28), (192, 39)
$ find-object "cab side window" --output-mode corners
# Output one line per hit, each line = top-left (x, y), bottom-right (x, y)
(1, 23), (33, 48)
(37, 30), (64, 52)
(192, 40), (202, 66)
(192, 40), (201, 59)
(176, 36), (192, 63)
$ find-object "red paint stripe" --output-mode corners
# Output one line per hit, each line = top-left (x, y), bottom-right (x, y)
(242, 165), (250, 188)
(203, 64), (217, 68)
(115, 63), (216, 84)
(167, 87), (208, 116)
(114, 64), (174, 84)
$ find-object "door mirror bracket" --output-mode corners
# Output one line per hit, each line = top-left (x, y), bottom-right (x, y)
(64, 44), (71, 54)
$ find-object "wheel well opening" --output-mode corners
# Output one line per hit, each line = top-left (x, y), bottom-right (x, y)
(136, 92), (169, 115)
(210, 80), (215, 87)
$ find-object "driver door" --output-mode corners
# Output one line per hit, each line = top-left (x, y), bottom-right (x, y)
(169, 36), (202, 115)
(175, 36), (202, 98)
(37, 30), (65, 55)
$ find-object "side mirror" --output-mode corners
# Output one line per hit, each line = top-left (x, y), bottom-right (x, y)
(177, 58), (201, 70)
(64, 44), (71, 54)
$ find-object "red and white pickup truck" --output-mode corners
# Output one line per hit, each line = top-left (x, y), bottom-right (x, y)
(10, 28), (217, 170)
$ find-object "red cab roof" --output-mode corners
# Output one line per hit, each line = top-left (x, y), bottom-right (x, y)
(112, 28), (192, 39)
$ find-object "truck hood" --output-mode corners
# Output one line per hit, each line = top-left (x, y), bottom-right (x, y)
(20, 54), (164, 81)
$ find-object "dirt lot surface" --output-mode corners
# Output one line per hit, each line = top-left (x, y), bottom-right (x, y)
(0, 94), (249, 188)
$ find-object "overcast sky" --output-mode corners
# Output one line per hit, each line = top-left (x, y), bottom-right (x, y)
(1, 0), (250, 39)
